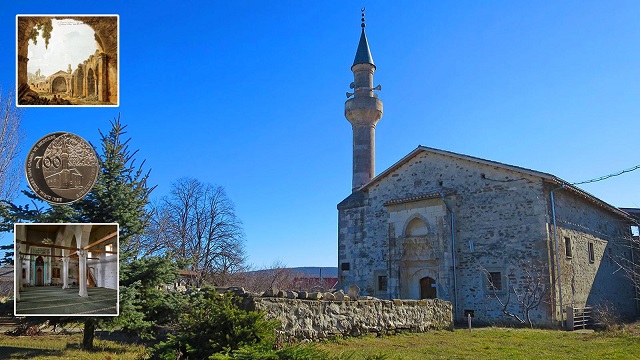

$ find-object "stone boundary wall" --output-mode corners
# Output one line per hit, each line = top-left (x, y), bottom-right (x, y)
(245, 296), (453, 341)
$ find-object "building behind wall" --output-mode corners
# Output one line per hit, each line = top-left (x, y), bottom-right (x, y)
(337, 16), (638, 327)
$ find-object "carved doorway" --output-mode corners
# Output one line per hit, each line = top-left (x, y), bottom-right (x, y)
(420, 276), (436, 299)
(36, 256), (44, 286)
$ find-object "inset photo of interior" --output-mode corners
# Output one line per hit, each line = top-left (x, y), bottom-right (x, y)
(14, 223), (118, 316)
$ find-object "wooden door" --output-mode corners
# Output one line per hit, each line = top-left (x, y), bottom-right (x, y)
(36, 256), (44, 286)
(36, 268), (43, 286)
(420, 277), (437, 299)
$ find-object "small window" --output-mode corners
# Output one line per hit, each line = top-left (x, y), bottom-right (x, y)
(487, 271), (502, 291)
(378, 275), (387, 292)
(105, 244), (114, 256)
(52, 267), (60, 278)
(564, 237), (572, 258)
(588, 242), (595, 263)
(341, 262), (350, 271)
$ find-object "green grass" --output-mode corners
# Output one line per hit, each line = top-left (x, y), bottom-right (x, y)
(0, 334), (146, 360)
(318, 326), (640, 360)
(1, 326), (639, 359)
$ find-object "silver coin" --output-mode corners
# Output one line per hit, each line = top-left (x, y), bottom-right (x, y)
(25, 132), (99, 204)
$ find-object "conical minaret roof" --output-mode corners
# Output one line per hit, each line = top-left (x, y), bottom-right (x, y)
(352, 28), (375, 67)
(352, 9), (375, 68)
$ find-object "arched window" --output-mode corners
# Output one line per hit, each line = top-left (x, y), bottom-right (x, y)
(406, 217), (428, 237)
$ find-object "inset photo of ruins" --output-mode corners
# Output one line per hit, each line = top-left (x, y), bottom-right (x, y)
(14, 223), (119, 316)
(16, 15), (119, 106)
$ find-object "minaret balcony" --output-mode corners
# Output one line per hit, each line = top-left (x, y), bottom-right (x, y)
(345, 96), (383, 126)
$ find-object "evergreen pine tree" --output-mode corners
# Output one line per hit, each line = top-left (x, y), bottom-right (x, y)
(73, 115), (156, 349)
(76, 115), (155, 259)
(1, 116), (160, 349)
(2, 116), (185, 350)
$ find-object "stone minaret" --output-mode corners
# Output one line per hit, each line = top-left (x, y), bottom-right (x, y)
(345, 9), (383, 192)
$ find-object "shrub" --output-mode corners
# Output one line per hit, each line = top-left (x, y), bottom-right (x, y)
(592, 301), (622, 332)
(152, 286), (278, 359)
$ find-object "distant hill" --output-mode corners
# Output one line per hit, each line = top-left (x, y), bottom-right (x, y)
(289, 267), (337, 278)
(246, 266), (337, 278)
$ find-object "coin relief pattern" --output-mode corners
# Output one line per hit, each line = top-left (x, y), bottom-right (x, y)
(25, 132), (99, 204)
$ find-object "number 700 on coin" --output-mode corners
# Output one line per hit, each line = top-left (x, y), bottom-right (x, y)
(25, 132), (99, 204)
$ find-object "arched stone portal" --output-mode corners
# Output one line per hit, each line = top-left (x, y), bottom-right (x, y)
(51, 77), (67, 93)
(420, 277), (437, 299)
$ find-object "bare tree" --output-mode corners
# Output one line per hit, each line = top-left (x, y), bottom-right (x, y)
(0, 90), (24, 202)
(236, 260), (300, 294)
(628, 231), (640, 295)
(483, 259), (549, 328)
(136, 204), (172, 258)
(0, 90), (24, 267)
(610, 222), (640, 299)
(147, 177), (246, 284)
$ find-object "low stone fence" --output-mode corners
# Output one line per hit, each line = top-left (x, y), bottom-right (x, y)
(244, 295), (453, 341)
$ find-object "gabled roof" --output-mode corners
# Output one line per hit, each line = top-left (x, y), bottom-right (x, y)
(620, 208), (640, 223)
(49, 70), (69, 78)
(179, 269), (198, 276)
(384, 190), (455, 207)
(356, 145), (633, 221)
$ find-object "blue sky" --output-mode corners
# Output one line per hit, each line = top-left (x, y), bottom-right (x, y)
(2, 1), (640, 268)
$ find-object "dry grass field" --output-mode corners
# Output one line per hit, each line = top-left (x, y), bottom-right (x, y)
(0, 324), (639, 359)
(0, 333), (145, 359)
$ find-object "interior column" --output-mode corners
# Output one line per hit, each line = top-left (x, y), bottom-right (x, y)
(62, 257), (69, 289)
(78, 250), (88, 297)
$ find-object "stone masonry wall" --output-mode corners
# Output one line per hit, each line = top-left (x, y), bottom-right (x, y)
(338, 148), (637, 326)
(248, 297), (453, 341)
(339, 149), (552, 324)
(550, 185), (636, 320)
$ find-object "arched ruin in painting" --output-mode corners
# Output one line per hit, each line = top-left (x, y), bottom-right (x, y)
(17, 15), (118, 106)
